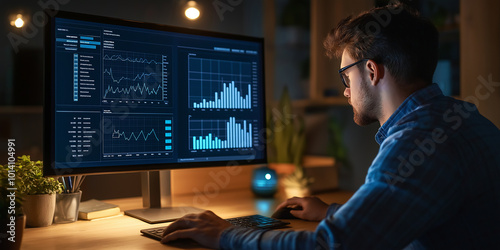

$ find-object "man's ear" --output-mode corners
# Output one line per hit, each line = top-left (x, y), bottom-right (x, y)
(366, 60), (383, 86)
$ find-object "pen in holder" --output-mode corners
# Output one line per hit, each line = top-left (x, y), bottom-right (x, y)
(54, 176), (85, 223)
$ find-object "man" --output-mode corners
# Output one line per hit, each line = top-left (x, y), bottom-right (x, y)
(161, 4), (500, 249)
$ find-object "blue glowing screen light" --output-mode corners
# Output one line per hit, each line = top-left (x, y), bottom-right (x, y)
(251, 166), (278, 197)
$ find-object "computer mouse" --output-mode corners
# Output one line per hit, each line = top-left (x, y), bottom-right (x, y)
(164, 238), (201, 248)
(271, 206), (300, 219)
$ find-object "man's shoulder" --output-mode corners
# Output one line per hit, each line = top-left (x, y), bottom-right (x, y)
(377, 96), (500, 175)
(386, 96), (500, 148)
(395, 96), (494, 131)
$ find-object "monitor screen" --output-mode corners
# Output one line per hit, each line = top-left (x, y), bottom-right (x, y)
(44, 11), (267, 176)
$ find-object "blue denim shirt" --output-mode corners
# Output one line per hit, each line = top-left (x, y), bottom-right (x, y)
(219, 84), (500, 249)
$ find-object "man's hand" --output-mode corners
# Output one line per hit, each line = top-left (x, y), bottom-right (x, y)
(161, 210), (232, 249)
(275, 196), (330, 221)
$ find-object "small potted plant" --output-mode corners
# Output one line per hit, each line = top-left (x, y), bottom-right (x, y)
(15, 156), (63, 227)
(0, 159), (26, 250)
(267, 86), (313, 197)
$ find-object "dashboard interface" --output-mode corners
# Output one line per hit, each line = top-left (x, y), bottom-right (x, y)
(45, 12), (266, 173)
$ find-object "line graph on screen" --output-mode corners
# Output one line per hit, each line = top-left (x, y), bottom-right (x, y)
(102, 50), (168, 102)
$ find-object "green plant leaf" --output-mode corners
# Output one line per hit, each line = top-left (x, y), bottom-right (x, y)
(8, 155), (63, 195)
(267, 86), (312, 188)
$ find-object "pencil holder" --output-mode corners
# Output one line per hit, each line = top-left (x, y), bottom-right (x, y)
(53, 191), (82, 223)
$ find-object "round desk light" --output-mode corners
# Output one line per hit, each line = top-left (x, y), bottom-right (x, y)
(251, 166), (278, 197)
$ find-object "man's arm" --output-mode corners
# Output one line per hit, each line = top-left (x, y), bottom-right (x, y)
(160, 196), (339, 249)
(308, 127), (464, 249)
(162, 128), (463, 249)
(219, 127), (464, 249)
(274, 196), (338, 221)
(161, 210), (232, 248)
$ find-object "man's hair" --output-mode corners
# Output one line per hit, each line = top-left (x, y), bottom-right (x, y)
(324, 4), (439, 84)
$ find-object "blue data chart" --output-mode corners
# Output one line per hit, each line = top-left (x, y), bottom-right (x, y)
(102, 50), (169, 102)
(191, 81), (252, 109)
(189, 117), (256, 150)
(103, 114), (173, 155)
(188, 56), (258, 109)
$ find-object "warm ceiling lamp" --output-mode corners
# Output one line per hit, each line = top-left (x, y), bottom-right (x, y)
(185, 1), (200, 20)
(10, 14), (25, 28)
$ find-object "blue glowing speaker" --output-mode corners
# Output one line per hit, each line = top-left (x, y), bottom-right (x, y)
(251, 166), (278, 197)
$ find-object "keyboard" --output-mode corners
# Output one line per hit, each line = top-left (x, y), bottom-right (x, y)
(141, 214), (290, 241)
(225, 214), (290, 229)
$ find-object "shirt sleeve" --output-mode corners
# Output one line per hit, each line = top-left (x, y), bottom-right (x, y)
(219, 227), (315, 250)
(219, 203), (343, 250)
(221, 126), (464, 249)
(324, 126), (464, 248)
(327, 203), (343, 215)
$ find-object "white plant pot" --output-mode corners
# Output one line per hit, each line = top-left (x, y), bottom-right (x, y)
(23, 194), (56, 227)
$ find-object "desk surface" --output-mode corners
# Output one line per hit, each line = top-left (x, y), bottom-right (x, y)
(22, 190), (353, 250)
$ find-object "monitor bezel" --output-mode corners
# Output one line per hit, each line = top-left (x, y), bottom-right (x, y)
(43, 10), (267, 177)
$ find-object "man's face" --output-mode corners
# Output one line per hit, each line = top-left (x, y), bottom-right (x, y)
(340, 51), (379, 126)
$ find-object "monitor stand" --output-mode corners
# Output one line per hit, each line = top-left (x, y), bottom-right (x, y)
(124, 170), (204, 224)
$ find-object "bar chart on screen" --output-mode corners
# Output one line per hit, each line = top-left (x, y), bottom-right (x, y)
(188, 116), (256, 150)
(187, 55), (258, 110)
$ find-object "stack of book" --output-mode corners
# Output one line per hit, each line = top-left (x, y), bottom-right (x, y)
(78, 199), (121, 220)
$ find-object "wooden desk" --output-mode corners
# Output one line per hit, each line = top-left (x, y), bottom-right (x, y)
(22, 190), (353, 249)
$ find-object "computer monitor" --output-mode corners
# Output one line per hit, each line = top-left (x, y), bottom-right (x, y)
(44, 10), (267, 223)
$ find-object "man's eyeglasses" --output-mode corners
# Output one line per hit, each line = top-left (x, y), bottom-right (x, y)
(338, 59), (368, 88)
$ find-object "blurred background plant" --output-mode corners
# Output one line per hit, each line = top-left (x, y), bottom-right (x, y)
(267, 86), (313, 194)
(267, 86), (306, 166)
(327, 118), (349, 168)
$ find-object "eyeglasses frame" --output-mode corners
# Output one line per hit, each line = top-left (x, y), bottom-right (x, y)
(338, 59), (369, 88)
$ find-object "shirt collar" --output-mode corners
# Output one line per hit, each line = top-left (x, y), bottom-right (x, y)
(375, 83), (444, 145)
